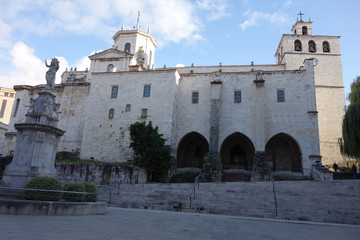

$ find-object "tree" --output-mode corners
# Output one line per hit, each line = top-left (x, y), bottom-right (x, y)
(129, 121), (172, 182)
(340, 76), (360, 159)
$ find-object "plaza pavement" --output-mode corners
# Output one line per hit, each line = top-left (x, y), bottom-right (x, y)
(1, 207), (359, 240)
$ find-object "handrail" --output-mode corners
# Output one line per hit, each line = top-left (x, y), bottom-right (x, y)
(270, 171), (278, 216)
(117, 176), (130, 194)
(189, 171), (202, 210)
(0, 186), (95, 195)
(108, 176), (130, 204)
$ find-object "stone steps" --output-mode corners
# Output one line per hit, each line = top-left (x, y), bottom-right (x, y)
(97, 180), (360, 224)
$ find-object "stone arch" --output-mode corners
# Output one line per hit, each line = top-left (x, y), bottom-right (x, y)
(220, 132), (255, 170)
(265, 133), (302, 172)
(302, 26), (308, 35)
(309, 40), (316, 52)
(322, 41), (330, 52)
(177, 132), (209, 168)
(294, 40), (302, 51)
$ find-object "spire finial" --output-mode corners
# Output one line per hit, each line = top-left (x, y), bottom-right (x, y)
(136, 10), (141, 30)
(297, 11), (305, 21)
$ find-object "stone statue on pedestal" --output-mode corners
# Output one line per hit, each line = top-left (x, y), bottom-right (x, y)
(45, 58), (59, 90)
(1, 57), (65, 188)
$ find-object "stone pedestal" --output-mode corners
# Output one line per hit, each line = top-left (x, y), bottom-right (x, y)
(251, 151), (272, 181)
(2, 90), (64, 188)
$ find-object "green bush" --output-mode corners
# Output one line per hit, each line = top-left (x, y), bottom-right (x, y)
(23, 176), (63, 201)
(82, 182), (97, 202)
(63, 182), (85, 202)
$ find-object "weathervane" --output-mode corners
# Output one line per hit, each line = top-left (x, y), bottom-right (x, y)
(297, 11), (305, 21)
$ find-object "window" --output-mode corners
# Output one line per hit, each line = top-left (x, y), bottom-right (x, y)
(322, 41), (330, 53)
(309, 40), (316, 52)
(107, 64), (114, 72)
(234, 91), (241, 103)
(13, 99), (20, 117)
(111, 86), (118, 98)
(143, 85), (151, 97)
(125, 104), (131, 112)
(108, 108), (114, 119)
(9, 93), (14, 97)
(141, 108), (147, 119)
(294, 40), (302, 51)
(192, 91), (199, 104)
(124, 43), (131, 52)
(277, 90), (285, 102)
(302, 26), (308, 35)
(4, 92), (8, 97)
(0, 100), (7, 118)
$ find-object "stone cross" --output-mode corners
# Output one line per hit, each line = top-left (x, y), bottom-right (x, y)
(297, 11), (305, 21)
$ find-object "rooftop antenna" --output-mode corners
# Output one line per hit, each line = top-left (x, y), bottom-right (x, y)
(136, 10), (141, 30)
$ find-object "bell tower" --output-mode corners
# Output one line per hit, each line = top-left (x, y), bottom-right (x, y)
(275, 14), (346, 166)
(112, 12), (157, 70)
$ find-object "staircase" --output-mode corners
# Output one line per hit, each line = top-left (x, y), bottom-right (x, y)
(97, 180), (360, 225)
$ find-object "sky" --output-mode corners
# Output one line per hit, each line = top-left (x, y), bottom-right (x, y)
(0, 0), (359, 99)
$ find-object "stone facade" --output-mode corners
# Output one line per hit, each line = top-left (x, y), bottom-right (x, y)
(1, 19), (346, 180)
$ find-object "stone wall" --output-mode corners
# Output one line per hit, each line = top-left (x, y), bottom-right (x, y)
(56, 163), (134, 185)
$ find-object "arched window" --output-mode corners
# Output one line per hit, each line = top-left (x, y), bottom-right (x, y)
(108, 108), (114, 119)
(322, 41), (330, 52)
(107, 64), (114, 72)
(294, 40), (302, 51)
(13, 99), (20, 117)
(124, 43), (131, 52)
(308, 40), (316, 52)
(302, 26), (308, 35)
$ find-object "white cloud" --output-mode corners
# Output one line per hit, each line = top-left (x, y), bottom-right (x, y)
(284, 0), (293, 7)
(74, 52), (95, 71)
(197, 0), (230, 21)
(0, 0), (228, 88)
(1, 0), (204, 47)
(239, 10), (288, 31)
(0, 42), (68, 88)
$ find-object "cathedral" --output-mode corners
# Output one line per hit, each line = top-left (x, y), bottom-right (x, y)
(1, 17), (346, 180)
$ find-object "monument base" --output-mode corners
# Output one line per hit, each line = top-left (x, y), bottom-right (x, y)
(1, 123), (64, 188)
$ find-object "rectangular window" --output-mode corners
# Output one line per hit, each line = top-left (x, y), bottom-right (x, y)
(234, 90), (241, 103)
(277, 90), (285, 102)
(125, 104), (131, 112)
(192, 91), (199, 104)
(141, 108), (147, 119)
(0, 100), (7, 118)
(143, 85), (151, 97)
(4, 92), (8, 97)
(9, 93), (14, 97)
(111, 86), (118, 98)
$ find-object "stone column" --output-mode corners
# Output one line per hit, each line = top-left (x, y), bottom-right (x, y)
(209, 81), (222, 152)
(202, 74), (222, 182)
(251, 73), (271, 181)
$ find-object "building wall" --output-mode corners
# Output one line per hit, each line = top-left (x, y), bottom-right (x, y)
(57, 83), (90, 153)
(0, 87), (16, 125)
(80, 70), (179, 162)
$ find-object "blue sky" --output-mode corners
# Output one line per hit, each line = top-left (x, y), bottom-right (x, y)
(0, 0), (359, 99)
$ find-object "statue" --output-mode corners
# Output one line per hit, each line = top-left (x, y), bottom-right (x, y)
(45, 58), (59, 90)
